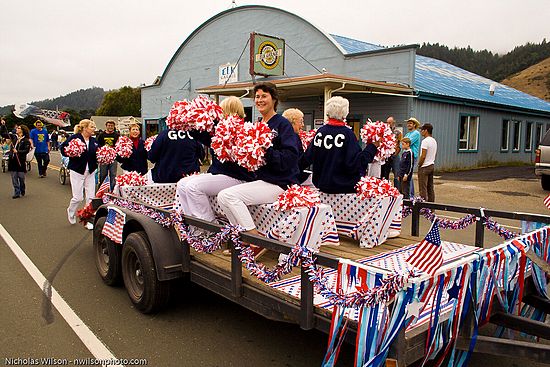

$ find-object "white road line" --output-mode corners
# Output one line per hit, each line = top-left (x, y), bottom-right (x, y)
(0, 224), (123, 367)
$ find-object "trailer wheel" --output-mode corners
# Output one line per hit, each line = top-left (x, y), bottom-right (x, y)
(122, 231), (170, 313)
(93, 216), (122, 286)
(542, 175), (550, 191)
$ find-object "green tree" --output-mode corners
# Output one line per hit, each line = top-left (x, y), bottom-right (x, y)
(96, 86), (141, 116)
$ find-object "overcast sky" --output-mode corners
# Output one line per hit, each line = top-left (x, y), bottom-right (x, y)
(1, 0), (548, 107)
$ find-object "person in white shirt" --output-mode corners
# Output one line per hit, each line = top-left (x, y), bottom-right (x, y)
(418, 123), (437, 202)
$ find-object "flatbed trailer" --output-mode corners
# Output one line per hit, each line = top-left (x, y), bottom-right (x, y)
(91, 195), (550, 366)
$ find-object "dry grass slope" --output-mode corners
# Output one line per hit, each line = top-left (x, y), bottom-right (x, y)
(501, 57), (550, 102)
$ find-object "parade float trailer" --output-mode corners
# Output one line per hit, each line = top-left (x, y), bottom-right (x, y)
(91, 185), (550, 366)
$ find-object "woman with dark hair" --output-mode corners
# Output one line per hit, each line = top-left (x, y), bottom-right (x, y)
(118, 123), (148, 175)
(60, 119), (98, 229)
(8, 125), (31, 198)
(217, 82), (301, 257)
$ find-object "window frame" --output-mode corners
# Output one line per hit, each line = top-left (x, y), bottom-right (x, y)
(512, 120), (521, 152)
(524, 121), (533, 152)
(457, 114), (479, 153)
(501, 119), (510, 152)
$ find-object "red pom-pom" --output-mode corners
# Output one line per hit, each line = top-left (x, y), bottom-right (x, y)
(64, 138), (86, 158)
(299, 129), (317, 151)
(211, 115), (244, 163)
(166, 99), (192, 131)
(115, 171), (147, 187)
(96, 145), (117, 165)
(115, 136), (133, 158)
(144, 135), (157, 152)
(359, 120), (397, 161)
(232, 121), (273, 171)
(273, 185), (321, 211)
(355, 176), (400, 200)
(185, 95), (224, 134)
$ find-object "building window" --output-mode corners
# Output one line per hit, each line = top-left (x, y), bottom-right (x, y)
(458, 115), (479, 151)
(501, 120), (509, 151)
(512, 120), (521, 151)
(525, 122), (533, 151)
(536, 123), (544, 146)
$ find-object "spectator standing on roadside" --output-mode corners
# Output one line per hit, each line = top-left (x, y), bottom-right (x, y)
(51, 130), (59, 151)
(0, 117), (10, 139)
(381, 116), (402, 189)
(30, 120), (51, 178)
(398, 137), (413, 199)
(8, 125), (31, 199)
(418, 123), (437, 202)
(97, 120), (120, 190)
(404, 117), (421, 197)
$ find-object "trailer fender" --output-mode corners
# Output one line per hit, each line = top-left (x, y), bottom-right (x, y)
(95, 205), (183, 281)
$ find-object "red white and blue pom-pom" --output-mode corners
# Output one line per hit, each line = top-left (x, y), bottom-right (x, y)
(64, 138), (86, 158)
(211, 115), (244, 162)
(360, 120), (396, 161)
(273, 185), (321, 211)
(185, 95), (224, 134)
(144, 135), (157, 152)
(96, 145), (117, 165)
(115, 136), (133, 158)
(166, 99), (192, 131)
(299, 129), (317, 151)
(232, 121), (273, 171)
(356, 176), (400, 200)
(115, 171), (147, 187)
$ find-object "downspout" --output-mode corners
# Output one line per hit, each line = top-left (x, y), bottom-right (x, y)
(323, 83), (346, 121)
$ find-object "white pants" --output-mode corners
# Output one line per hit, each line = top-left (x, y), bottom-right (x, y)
(217, 180), (284, 231)
(68, 169), (96, 218)
(176, 173), (244, 222)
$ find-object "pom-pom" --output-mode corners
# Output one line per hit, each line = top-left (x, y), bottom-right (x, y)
(211, 115), (244, 163)
(115, 136), (133, 158)
(360, 120), (397, 161)
(115, 171), (147, 187)
(273, 185), (321, 211)
(356, 176), (400, 200)
(232, 121), (273, 171)
(185, 95), (224, 134)
(144, 135), (158, 152)
(96, 145), (117, 165)
(64, 138), (86, 158)
(299, 129), (317, 151)
(166, 99), (192, 131)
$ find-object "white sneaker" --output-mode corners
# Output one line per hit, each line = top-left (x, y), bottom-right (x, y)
(85, 222), (94, 230)
(67, 208), (76, 225)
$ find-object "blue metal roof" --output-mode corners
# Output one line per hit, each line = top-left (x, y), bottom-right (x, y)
(330, 34), (550, 114)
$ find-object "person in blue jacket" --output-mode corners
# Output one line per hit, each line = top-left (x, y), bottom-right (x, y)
(117, 123), (148, 175)
(302, 96), (378, 194)
(60, 119), (98, 228)
(176, 96), (255, 223)
(217, 83), (301, 257)
(148, 128), (204, 183)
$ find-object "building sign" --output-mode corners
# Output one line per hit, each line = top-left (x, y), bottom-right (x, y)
(219, 63), (238, 85)
(249, 32), (285, 77)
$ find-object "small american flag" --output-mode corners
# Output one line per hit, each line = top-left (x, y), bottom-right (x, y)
(95, 175), (110, 199)
(544, 194), (550, 210)
(102, 207), (126, 244)
(406, 221), (443, 275)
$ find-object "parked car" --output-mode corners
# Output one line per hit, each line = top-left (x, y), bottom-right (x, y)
(535, 129), (550, 190)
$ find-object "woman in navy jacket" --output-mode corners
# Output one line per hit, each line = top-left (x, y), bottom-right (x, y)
(302, 96), (378, 194)
(118, 123), (148, 175)
(60, 119), (98, 227)
(217, 83), (301, 257)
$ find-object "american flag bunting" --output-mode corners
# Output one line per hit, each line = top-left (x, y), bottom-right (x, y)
(96, 175), (110, 199)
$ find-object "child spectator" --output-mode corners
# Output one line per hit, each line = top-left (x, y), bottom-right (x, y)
(399, 137), (413, 199)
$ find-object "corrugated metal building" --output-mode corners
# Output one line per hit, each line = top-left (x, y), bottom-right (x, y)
(141, 5), (550, 170)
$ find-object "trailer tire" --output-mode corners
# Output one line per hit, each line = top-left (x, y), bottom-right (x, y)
(122, 231), (170, 313)
(542, 175), (550, 191)
(93, 216), (122, 286)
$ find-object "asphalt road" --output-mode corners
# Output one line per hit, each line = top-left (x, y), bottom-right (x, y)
(1, 156), (548, 366)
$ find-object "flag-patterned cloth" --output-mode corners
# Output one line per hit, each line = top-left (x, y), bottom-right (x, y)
(544, 194), (550, 209)
(96, 175), (110, 199)
(406, 221), (443, 275)
(102, 207), (126, 244)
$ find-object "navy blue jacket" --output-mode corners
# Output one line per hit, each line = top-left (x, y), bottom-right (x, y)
(117, 138), (148, 175)
(60, 133), (98, 174)
(148, 129), (204, 183)
(303, 123), (377, 194)
(192, 130), (255, 182)
(257, 114), (301, 188)
(399, 149), (413, 178)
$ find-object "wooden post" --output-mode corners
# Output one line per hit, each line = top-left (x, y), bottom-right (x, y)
(300, 267), (314, 330)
